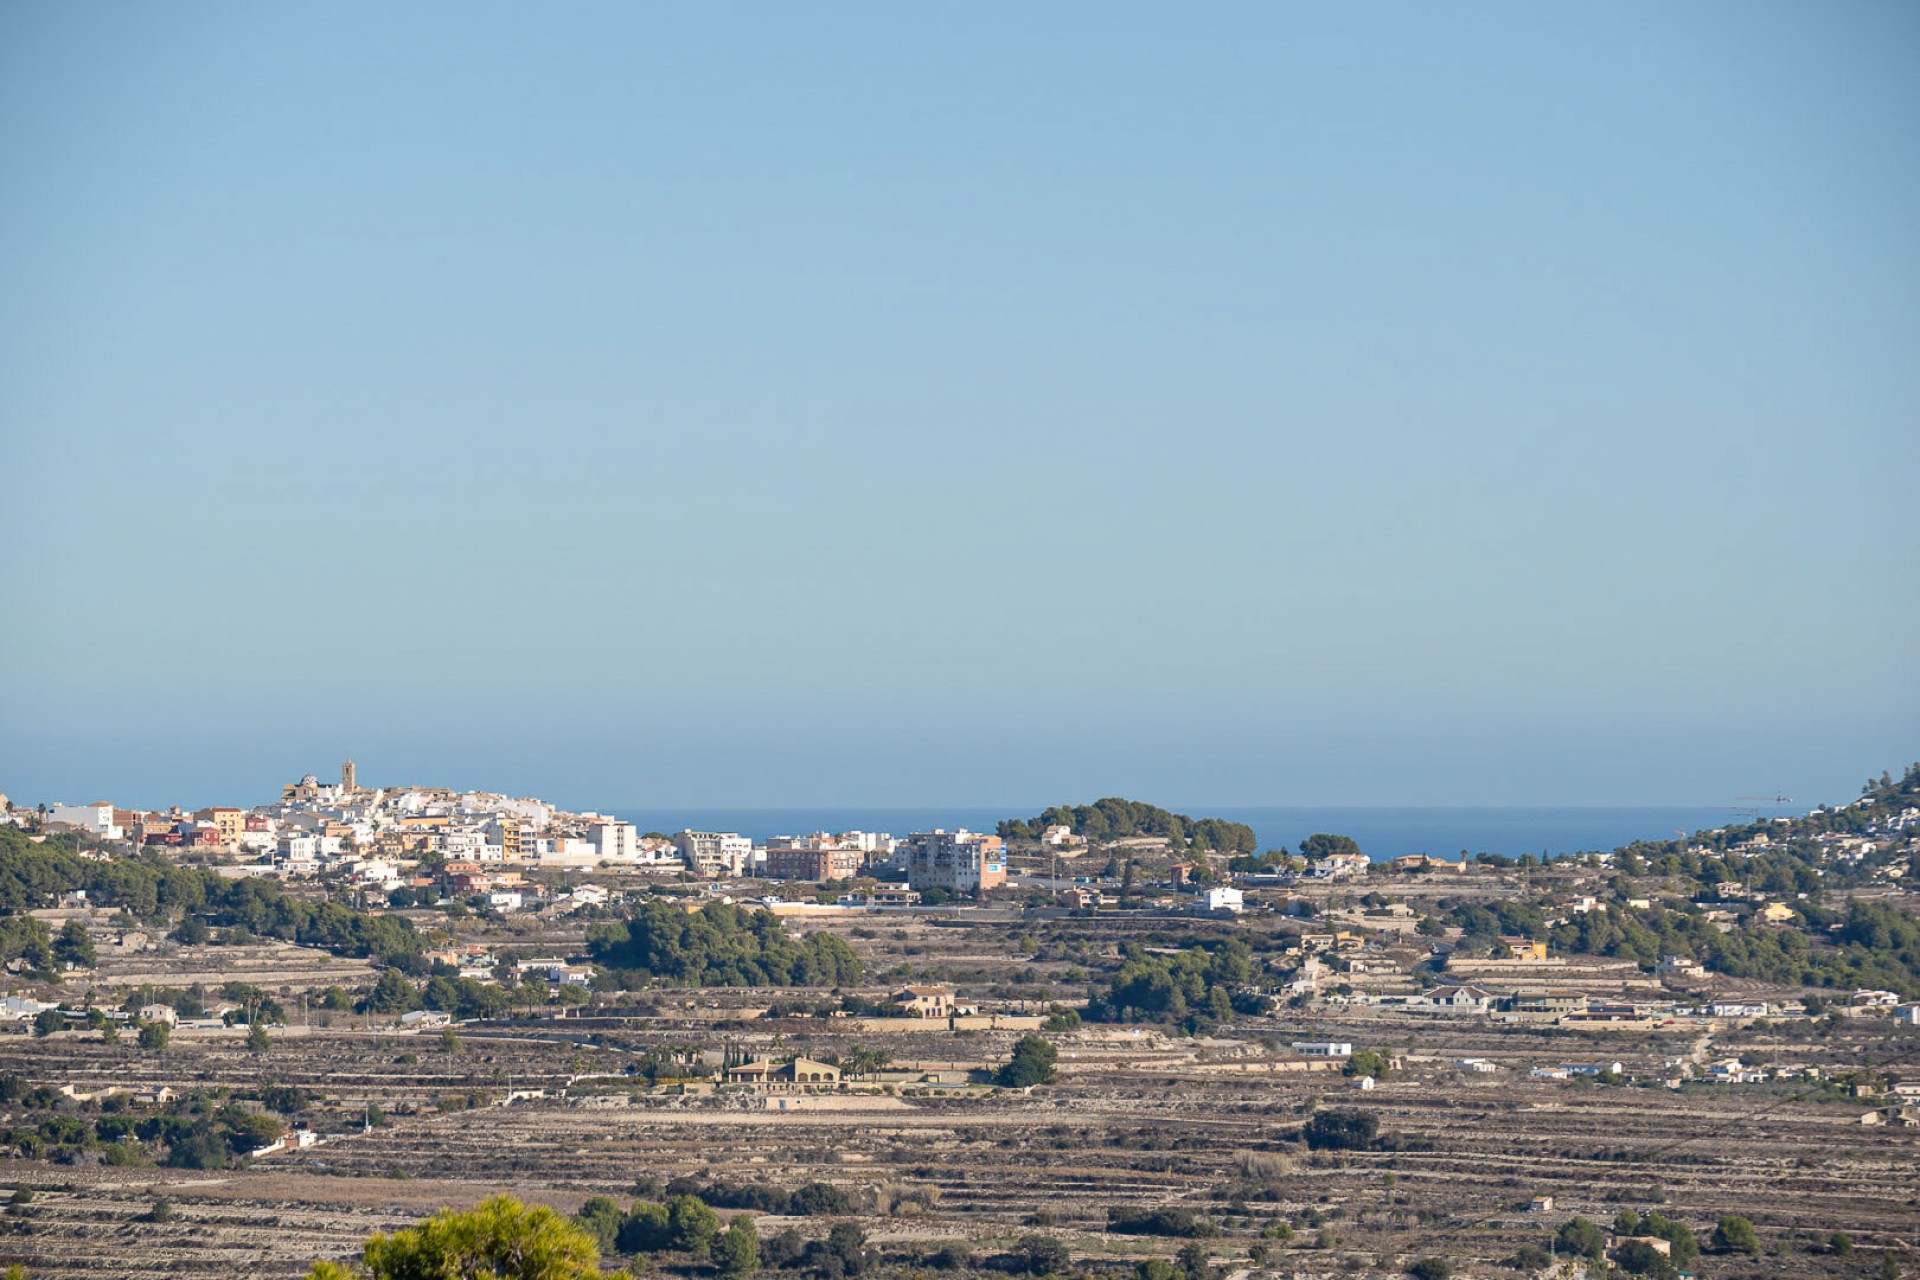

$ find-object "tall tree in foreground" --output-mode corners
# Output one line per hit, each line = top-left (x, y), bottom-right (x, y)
(306, 1194), (632, 1280)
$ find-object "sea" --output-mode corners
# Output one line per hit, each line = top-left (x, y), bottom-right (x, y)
(611, 805), (1759, 862)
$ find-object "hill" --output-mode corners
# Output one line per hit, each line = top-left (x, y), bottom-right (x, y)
(997, 798), (1256, 854)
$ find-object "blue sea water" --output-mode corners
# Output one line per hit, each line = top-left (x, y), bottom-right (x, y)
(612, 805), (1756, 862)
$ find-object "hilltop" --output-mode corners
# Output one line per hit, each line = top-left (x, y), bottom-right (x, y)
(996, 797), (1257, 854)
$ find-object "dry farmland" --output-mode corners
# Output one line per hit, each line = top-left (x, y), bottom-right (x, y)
(0, 907), (1916, 1279)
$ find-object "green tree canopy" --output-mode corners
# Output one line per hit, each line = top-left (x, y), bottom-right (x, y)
(996, 1035), (1058, 1088)
(1302, 1109), (1377, 1151)
(712, 1215), (759, 1277)
(1713, 1215), (1758, 1254)
(54, 919), (96, 968)
(307, 1194), (632, 1280)
(998, 799), (1255, 853)
(1553, 1217), (1606, 1261)
(585, 901), (862, 987)
(1298, 833), (1363, 863)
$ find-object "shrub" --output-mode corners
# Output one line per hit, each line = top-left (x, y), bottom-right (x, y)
(1612, 1238), (1677, 1278)
(1302, 1109), (1377, 1151)
(1343, 1050), (1390, 1081)
(1014, 1236), (1069, 1276)
(712, 1215), (759, 1277)
(1176, 1242), (1215, 1280)
(1712, 1215), (1758, 1254)
(927, 1243), (973, 1270)
(1554, 1217), (1607, 1261)
(1106, 1207), (1221, 1238)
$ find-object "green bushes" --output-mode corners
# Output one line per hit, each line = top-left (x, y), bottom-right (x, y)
(1302, 1109), (1377, 1151)
(1554, 1217), (1607, 1260)
(686, 1180), (859, 1216)
(1713, 1215), (1758, 1254)
(1105, 1207), (1220, 1238)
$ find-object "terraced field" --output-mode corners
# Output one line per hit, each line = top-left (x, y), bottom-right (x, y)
(2, 1013), (1914, 1279)
(3, 899), (1916, 1278)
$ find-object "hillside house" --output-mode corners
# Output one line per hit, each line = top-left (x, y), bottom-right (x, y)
(724, 1057), (843, 1088)
(1656, 955), (1708, 979)
(1507, 988), (1587, 1015)
(895, 985), (957, 1018)
(1423, 984), (1495, 1011)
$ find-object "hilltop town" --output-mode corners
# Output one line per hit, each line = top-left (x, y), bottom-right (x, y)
(0, 763), (1915, 1280)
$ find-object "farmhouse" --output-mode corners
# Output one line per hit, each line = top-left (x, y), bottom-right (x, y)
(895, 985), (958, 1018)
(724, 1057), (844, 1088)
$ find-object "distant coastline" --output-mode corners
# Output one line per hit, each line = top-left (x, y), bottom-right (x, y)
(613, 805), (1754, 861)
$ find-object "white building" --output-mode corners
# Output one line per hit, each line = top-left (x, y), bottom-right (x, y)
(0, 996), (55, 1021)
(531, 837), (599, 869)
(1202, 886), (1244, 913)
(1291, 1041), (1354, 1057)
(441, 829), (490, 860)
(1304, 852), (1370, 879)
(675, 830), (753, 877)
(47, 802), (121, 840)
(1424, 984), (1496, 1011)
(589, 820), (641, 863)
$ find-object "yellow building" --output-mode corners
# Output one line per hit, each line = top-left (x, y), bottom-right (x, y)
(195, 807), (245, 850)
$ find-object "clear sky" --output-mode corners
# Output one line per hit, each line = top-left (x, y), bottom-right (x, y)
(2, 4), (1915, 812)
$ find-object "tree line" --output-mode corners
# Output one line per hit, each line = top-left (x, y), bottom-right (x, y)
(0, 827), (421, 968)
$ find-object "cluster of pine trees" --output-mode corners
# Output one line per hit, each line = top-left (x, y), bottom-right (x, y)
(585, 901), (863, 987)
(998, 797), (1256, 853)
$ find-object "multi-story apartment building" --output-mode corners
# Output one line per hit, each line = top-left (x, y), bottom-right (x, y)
(764, 845), (865, 882)
(486, 817), (523, 861)
(674, 830), (753, 877)
(47, 803), (120, 840)
(589, 820), (640, 863)
(904, 829), (1006, 894)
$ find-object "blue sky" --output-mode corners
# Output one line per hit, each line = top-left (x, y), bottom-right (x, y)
(2, 4), (1915, 811)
